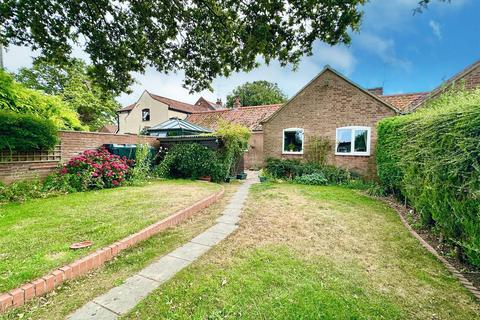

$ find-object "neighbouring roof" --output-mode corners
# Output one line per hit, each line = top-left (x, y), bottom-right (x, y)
(118, 103), (136, 113)
(118, 91), (210, 114)
(187, 104), (282, 131)
(98, 124), (118, 133)
(409, 60), (480, 111)
(146, 117), (212, 133)
(380, 92), (429, 112)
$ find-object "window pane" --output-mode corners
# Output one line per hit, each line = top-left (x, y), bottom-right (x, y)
(142, 109), (150, 121)
(336, 129), (351, 153)
(354, 129), (367, 152)
(284, 130), (303, 152)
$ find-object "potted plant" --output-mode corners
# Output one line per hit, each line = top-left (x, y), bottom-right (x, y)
(258, 169), (268, 182)
(236, 172), (247, 180)
(288, 143), (296, 152)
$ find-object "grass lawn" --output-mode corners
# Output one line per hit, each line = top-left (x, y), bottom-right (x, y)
(0, 180), (220, 293)
(125, 183), (480, 319)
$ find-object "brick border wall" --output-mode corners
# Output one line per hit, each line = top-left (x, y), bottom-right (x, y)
(0, 185), (224, 313)
(0, 131), (159, 184)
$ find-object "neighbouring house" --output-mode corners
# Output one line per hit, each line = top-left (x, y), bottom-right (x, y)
(187, 104), (281, 169)
(145, 117), (212, 137)
(117, 91), (213, 134)
(262, 66), (399, 178)
(98, 124), (118, 133)
(194, 97), (224, 110)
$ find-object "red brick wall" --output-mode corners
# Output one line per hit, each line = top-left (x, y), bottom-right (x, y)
(262, 69), (397, 178)
(244, 131), (264, 170)
(0, 131), (159, 184)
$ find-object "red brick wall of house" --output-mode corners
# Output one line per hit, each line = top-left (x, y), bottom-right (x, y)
(244, 131), (264, 170)
(0, 131), (159, 184)
(462, 64), (480, 90)
(262, 69), (397, 178)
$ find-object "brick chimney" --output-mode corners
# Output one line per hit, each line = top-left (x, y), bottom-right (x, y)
(367, 87), (383, 96)
(233, 96), (241, 109)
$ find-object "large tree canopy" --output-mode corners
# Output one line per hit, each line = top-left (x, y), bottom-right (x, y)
(0, 0), (366, 94)
(15, 59), (120, 130)
(226, 81), (287, 108)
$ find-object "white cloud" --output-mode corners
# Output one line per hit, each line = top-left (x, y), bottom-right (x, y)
(429, 20), (442, 40)
(354, 33), (412, 71)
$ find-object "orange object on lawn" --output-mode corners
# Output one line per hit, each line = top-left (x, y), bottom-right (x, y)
(70, 241), (93, 250)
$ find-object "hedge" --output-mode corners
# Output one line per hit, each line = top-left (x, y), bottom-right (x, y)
(0, 111), (58, 151)
(376, 88), (480, 265)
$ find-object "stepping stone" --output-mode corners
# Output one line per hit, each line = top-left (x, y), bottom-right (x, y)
(225, 203), (244, 210)
(93, 275), (159, 315)
(207, 222), (238, 235)
(222, 208), (241, 217)
(168, 242), (211, 261)
(216, 215), (240, 225)
(139, 255), (191, 283)
(191, 229), (229, 246)
(68, 302), (117, 320)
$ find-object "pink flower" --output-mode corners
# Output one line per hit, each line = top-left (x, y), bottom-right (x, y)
(112, 180), (119, 186)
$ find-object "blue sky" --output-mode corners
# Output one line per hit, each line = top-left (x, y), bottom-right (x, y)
(3, 0), (480, 105)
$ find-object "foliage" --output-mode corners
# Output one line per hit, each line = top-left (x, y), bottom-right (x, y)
(0, 1), (365, 94)
(304, 136), (331, 166)
(61, 148), (132, 190)
(0, 69), (84, 130)
(294, 172), (328, 186)
(265, 158), (350, 184)
(0, 180), (46, 203)
(226, 81), (287, 108)
(0, 111), (58, 151)
(215, 121), (251, 176)
(157, 143), (225, 182)
(16, 59), (120, 130)
(376, 88), (480, 265)
(131, 144), (153, 181)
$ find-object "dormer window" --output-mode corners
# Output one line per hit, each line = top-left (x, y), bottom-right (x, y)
(142, 108), (150, 121)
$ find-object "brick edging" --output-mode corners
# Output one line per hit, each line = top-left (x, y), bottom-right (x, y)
(0, 185), (225, 313)
(386, 200), (480, 301)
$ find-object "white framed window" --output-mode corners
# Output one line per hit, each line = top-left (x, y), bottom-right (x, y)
(282, 128), (304, 154)
(335, 126), (371, 156)
(142, 108), (150, 121)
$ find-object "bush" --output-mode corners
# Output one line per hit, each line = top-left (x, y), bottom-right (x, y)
(157, 143), (225, 182)
(294, 173), (328, 185)
(215, 121), (251, 176)
(304, 136), (331, 166)
(0, 111), (58, 151)
(376, 88), (480, 265)
(265, 158), (350, 184)
(60, 148), (132, 189)
(130, 144), (153, 181)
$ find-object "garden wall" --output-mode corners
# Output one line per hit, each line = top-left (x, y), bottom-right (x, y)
(244, 131), (264, 170)
(0, 131), (159, 184)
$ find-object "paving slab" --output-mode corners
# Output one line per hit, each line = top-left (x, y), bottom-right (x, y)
(222, 208), (242, 217)
(68, 302), (118, 320)
(168, 242), (211, 261)
(93, 275), (159, 315)
(139, 255), (191, 283)
(216, 215), (240, 225)
(207, 222), (238, 235)
(190, 229), (230, 246)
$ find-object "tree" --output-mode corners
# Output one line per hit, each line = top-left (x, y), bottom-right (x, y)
(226, 81), (287, 108)
(0, 1), (366, 94)
(15, 59), (120, 130)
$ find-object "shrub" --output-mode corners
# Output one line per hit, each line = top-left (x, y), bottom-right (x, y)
(294, 173), (328, 185)
(304, 136), (331, 166)
(376, 88), (480, 265)
(215, 121), (251, 176)
(0, 111), (58, 151)
(61, 148), (132, 189)
(0, 179), (46, 203)
(157, 143), (225, 182)
(130, 144), (153, 181)
(265, 158), (350, 184)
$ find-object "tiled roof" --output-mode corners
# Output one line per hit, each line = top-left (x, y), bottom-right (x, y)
(187, 104), (282, 131)
(148, 93), (209, 113)
(380, 92), (429, 112)
(118, 103), (136, 113)
(98, 124), (118, 133)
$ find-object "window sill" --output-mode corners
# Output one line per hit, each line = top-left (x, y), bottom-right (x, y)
(282, 151), (303, 155)
(335, 152), (370, 157)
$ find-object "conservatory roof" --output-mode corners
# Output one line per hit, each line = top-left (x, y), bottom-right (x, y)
(146, 117), (213, 133)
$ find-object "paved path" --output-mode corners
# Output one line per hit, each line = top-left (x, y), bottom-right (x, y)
(68, 173), (257, 320)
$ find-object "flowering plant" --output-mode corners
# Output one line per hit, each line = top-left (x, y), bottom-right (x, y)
(60, 148), (133, 189)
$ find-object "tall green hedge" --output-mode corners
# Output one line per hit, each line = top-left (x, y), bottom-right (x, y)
(376, 88), (480, 265)
(0, 111), (58, 151)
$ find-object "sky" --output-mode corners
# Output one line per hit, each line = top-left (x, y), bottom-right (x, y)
(3, 0), (480, 106)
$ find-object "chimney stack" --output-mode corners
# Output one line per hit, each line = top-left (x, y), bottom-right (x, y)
(367, 87), (383, 96)
(215, 98), (223, 109)
(233, 96), (241, 109)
